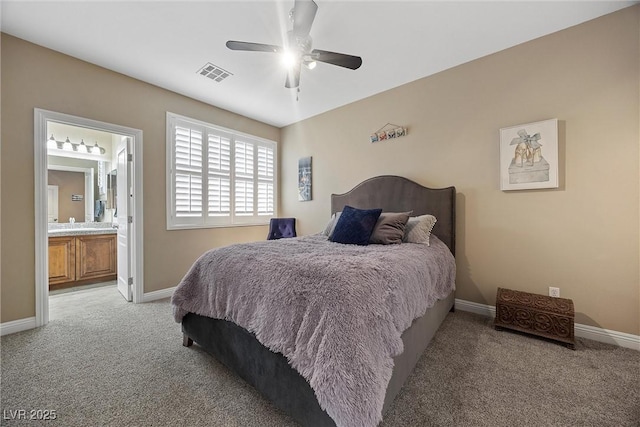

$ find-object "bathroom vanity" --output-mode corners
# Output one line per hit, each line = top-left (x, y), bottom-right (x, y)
(48, 225), (117, 290)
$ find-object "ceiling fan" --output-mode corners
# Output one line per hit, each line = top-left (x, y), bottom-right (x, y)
(226, 0), (363, 91)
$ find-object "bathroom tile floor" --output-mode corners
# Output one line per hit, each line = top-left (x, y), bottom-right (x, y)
(49, 280), (116, 296)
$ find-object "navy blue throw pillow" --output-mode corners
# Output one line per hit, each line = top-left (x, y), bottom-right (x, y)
(330, 205), (382, 246)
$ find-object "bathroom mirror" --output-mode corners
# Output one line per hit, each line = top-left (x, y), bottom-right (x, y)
(48, 155), (110, 223)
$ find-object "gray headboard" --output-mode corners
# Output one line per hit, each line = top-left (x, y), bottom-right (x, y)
(331, 175), (456, 255)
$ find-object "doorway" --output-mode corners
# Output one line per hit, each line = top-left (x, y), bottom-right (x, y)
(34, 109), (144, 327)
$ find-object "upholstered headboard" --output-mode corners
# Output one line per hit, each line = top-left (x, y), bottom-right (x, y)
(331, 175), (456, 255)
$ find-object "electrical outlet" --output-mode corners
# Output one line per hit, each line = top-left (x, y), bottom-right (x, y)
(548, 287), (560, 298)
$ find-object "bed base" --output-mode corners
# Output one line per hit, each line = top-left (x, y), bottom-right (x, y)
(182, 312), (335, 426)
(182, 292), (454, 426)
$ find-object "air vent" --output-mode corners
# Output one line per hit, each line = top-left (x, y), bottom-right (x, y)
(197, 63), (233, 83)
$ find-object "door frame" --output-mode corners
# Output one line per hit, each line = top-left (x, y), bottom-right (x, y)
(34, 108), (144, 327)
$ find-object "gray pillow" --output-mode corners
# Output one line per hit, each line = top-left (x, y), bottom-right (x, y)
(403, 214), (437, 245)
(369, 211), (412, 245)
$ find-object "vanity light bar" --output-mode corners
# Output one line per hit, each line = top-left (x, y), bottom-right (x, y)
(47, 134), (106, 154)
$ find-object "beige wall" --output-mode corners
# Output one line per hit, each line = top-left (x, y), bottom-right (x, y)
(281, 7), (640, 335)
(2, 7), (638, 336)
(1, 34), (280, 323)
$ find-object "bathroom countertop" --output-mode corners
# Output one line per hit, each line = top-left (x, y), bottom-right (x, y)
(48, 224), (117, 237)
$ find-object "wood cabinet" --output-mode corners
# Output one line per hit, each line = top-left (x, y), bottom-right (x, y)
(48, 234), (117, 289)
(48, 236), (76, 285)
(75, 234), (117, 281)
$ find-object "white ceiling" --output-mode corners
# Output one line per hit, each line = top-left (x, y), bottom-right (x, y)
(1, 1), (636, 128)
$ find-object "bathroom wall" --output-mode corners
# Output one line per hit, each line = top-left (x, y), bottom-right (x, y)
(47, 170), (85, 223)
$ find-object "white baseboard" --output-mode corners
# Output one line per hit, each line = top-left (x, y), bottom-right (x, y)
(455, 298), (640, 351)
(142, 286), (176, 303)
(455, 299), (496, 317)
(573, 323), (640, 350)
(0, 316), (37, 336)
(3, 296), (636, 351)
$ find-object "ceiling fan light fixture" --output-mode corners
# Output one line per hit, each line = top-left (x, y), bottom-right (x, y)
(227, 0), (361, 90)
(282, 50), (298, 69)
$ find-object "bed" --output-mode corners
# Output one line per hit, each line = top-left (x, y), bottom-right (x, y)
(171, 175), (456, 427)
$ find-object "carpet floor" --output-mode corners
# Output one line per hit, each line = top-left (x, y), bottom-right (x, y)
(1, 286), (638, 426)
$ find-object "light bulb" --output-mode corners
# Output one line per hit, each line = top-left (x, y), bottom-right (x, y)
(282, 50), (297, 69)
(78, 139), (88, 153)
(47, 134), (57, 149)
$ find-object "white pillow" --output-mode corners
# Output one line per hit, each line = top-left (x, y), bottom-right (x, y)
(321, 212), (342, 237)
(402, 214), (437, 245)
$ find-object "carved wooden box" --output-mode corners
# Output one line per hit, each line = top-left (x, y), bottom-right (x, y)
(494, 287), (575, 349)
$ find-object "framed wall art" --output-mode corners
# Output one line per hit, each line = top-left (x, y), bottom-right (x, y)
(298, 156), (312, 201)
(499, 119), (558, 191)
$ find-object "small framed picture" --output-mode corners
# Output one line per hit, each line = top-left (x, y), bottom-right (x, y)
(499, 119), (559, 191)
(298, 156), (312, 201)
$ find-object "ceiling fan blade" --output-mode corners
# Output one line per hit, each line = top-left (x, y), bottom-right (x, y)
(285, 63), (301, 89)
(226, 40), (282, 53)
(292, 0), (318, 37)
(311, 49), (363, 70)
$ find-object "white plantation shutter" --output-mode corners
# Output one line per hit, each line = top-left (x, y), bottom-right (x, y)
(207, 133), (231, 217)
(234, 141), (254, 216)
(257, 145), (274, 215)
(234, 180), (254, 215)
(174, 126), (203, 218)
(167, 113), (277, 229)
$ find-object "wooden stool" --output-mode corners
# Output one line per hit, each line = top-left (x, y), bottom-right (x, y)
(494, 287), (575, 349)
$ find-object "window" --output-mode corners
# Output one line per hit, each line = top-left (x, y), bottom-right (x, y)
(167, 113), (276, 229)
